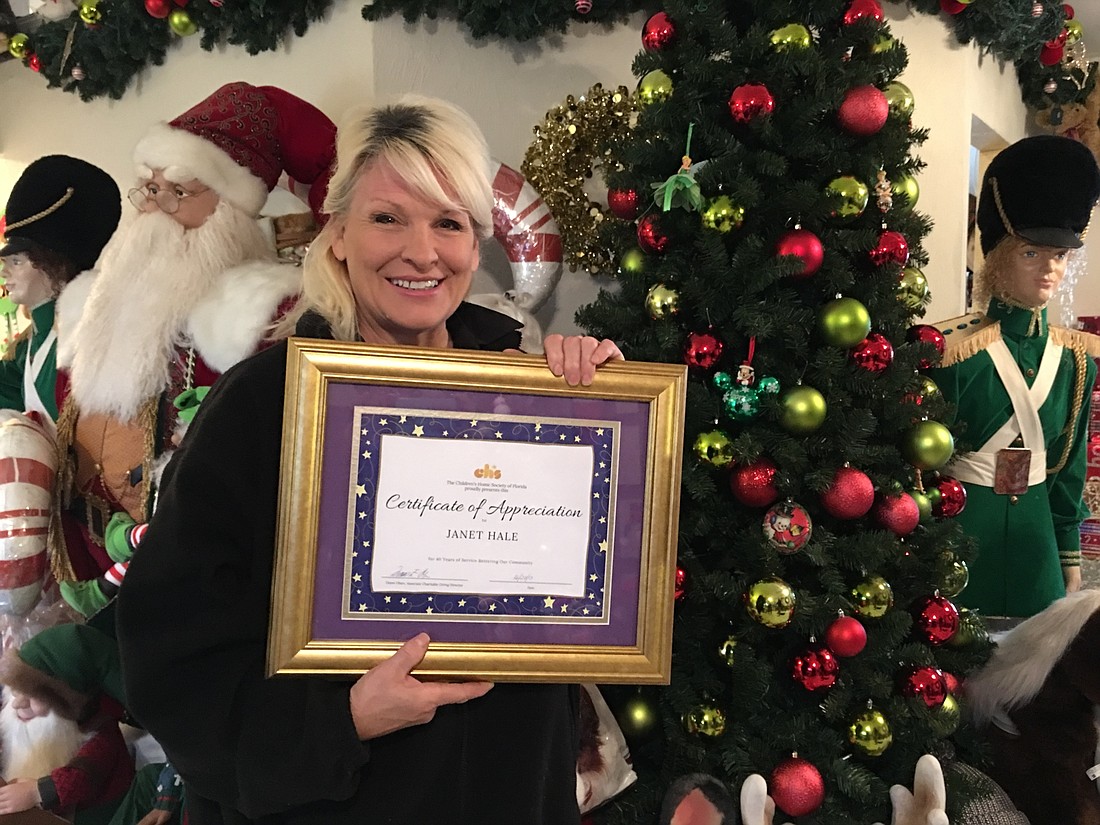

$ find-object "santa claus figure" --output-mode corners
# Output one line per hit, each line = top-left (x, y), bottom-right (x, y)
(50, 82), (335, 614)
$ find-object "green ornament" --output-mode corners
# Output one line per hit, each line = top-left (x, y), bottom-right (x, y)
(712, 371), (734, 392)
(769, 23), (812, 51)
(722, 386), (759, 421)
(619, 248), (647, 277)
(909, 489), (933, 522)
(168, 7), (197, 35)
(926, 485), (943, 505)
(818, 297), (872, 347)
(693, 429), (734, 468)
(902, 420), (954, 470)
(79, 0), (101, 26)
(757, 375), (780, 395)
(826, 175), (869, 219)
(884, 81), (915, 117)
(936, 553), (970, 598)
(850, 574), (893, 619)
(637, 70), (673, 106)
(9, 33), (30, 60)
(892, 173), (920, 211)
(645, 283), (680, 319)
(700, 196), (745, 233)
(898, 266), (929, 311)
(871, 34), (897, 53)
(779, 385), (827, 434)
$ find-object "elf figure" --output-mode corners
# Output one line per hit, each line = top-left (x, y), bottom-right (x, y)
(929, 135), (1100, 618)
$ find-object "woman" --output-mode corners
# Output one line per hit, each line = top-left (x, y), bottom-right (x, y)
(116, 95), (620, 824)
(930, 135), (1100, 618)
(0, 155), (121, 422)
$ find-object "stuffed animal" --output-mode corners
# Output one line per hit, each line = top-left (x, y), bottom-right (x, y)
(966, 588), (1100, 825)
(1035, 81), (1100, 164)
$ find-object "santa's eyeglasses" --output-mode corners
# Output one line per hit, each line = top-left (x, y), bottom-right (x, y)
(127, 183), (207, 214)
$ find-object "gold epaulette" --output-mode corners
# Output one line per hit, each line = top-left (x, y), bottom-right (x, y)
(1050, 326), (1100, 358)
(934, 313), (1000, 367)
(0, 326), (30, 362)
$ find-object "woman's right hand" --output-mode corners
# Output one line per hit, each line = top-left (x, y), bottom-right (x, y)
(349, 633), (493, 740)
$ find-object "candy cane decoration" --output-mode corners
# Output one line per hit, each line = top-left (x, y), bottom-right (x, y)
(490, 160), (563, 312)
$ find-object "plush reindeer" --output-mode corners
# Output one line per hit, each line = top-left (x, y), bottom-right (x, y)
(966, 589), (1100, 825)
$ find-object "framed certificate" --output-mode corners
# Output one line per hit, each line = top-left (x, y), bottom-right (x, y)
(268, 338), (686, 683)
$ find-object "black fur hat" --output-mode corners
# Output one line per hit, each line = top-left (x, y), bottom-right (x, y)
(976, 135), (1100, 254)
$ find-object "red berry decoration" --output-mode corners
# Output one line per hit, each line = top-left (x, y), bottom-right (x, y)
(825, 615), (867, 657)
(872, 492), (920, 537)
(674, 566), (686, 600)
(770, 756), (825, 817)
(791, 644), (839, 691)
(869, 229), (909, 266)
(899, 665), (948, 707)
(27, 53), (41, 72)
(906, 324), (946, 368)
(637, 214), (669, 254)
(641, 11), (677, 52)
(821, 466), (875, 519)
(940, 0), (967, 13)
(145, 0), (171, 17)
(607, 187), (640, 220)
(851, 333), (894, 373)
(932, 476), (967, 518)
(775, 228), (824, 278)
(728, 83), (775, 124)
(730, 459), (779, 507)
(838, 86), (889, 136)
(912, 594), (960, 646)
(684, 330), (724, 370)
(843, 0), (884, 25)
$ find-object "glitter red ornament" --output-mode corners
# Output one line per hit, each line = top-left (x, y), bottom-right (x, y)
(851, 333), (894, 373)
(837, 86), (889, 137)
(869, 229), (909, 266)
(912, 594), (960, 646)
(931, 476), (967, 518)
(825, 615), (867, 657)
(674, 566), (687, 600)
(684, 330), (724, 370)
(637, 214), (669, 254)
(730, 459), (780, 507)
(775, 227), (824, 278)
(641, 11), (677, 52)
(728, 83), (775, 124)
(872, 492), (920, 536)
(607, 187), (640, 220)
(791, 644), (839, 691)
(770, 756), (825, 817)
(906, 324), (946, 368)
(843, 0), (884, 25)
(821, 466), (875, 519)
(899, 665), (948, 707)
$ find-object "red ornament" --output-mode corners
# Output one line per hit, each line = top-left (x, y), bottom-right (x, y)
(939, 0), (967, 13)
(1064, 4), (1075, 19)
(791, 644), (839, 691)
(906, 324), (946, 368)
(838, 86), (889, 137)
(575, 0), (592, 12)
(843, 0), (884, 25)
(27, 53), (41, 72)
(728, 83), (775, 124)
(898, 665), (948, 707)
(730, 459), (780, 508)
(675, 566), (686, 600)
(872, 492), (920, 536)
(851, 333), (894, 373)
(145, 0), (171, 17)
(821, 466), (875, 519)
(641, 11), (677, 52)
(770, 756), (825, 817)
(173, 0), (190, 6)
(607, 187), (639, 220)
(869, 230), (909, 266)
(932, 476), (967, 518)
(775, 228), (824, 278)
(1040, 43), (1064, 65)
(825, 615), (867, 657)
(942, 671), (961, 695)
(636, 214), (669, 254)
(912, 594), (960, 646)
(684, 330), (724, 370)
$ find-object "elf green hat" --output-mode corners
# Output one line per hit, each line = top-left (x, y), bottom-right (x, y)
(0, 624), (124, 721)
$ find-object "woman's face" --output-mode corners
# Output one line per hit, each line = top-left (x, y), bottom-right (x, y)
(331, 160), (479, 348)
(999, 242), (1070, 307)
(1, 253), (55, 308)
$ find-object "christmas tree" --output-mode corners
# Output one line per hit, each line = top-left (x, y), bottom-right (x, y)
(577, 2), (995, 821)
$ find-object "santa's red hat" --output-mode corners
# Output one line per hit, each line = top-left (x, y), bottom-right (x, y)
(133, 81), (336, 220)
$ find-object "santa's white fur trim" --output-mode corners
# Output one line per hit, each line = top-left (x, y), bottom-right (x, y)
(56, 269), (98, 370)
(134, 122), (268, 218)
(967, 589), (1100, 726)
(187, 260), (301, 372)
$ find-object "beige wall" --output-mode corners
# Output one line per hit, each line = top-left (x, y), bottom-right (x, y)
(0, 3), (1047, 332)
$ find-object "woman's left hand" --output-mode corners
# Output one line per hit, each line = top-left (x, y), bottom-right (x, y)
(543, 334), (624, 387)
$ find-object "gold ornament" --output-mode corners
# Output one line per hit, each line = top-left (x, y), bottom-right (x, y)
(884, 81), (915, 117)
(850, 574), (893, 619)
(1065, 20), (1084, 45)
(700, 196), (745, 233)
(718, 635), (737, 668)
(848, 706), (893, 756)
(745, 576), (797, 628)
(79, 0), (101, 26)
(892, 173), (920, 211)
(684, 703), (727, 737)
(779, 385), (827, 434)
(168, 8), (198, 36)
(898, 266), (929, 311)
(902, 420), (955, 471)
(637, 70), (674, 106)
(826, 176), (869, 219)
(769, 23), (812, 51)
(917, 375), (940, 401)
(9, 33), (30, 60)
(619, 247), (646, 277)
(522, 85), (637, 275)
(935, 553), (970, 598)
(645, 283), (681, 319)
(931, 694), (960, 736)
(945, 607), (988, 649)
(693, 429), (734, 468)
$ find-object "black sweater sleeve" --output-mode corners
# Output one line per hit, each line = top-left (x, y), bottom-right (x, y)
(116, 343), (369, 818)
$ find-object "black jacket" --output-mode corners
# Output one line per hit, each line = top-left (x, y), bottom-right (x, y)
(117, 304), (580, 824)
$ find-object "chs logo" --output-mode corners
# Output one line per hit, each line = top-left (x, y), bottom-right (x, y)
(474, 464), (502, 479)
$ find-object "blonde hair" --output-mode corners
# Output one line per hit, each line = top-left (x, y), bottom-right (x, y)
(279, 95), (494, 341)
(973, 234), (1071, 311)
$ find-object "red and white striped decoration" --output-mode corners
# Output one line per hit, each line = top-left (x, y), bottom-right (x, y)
(490, 160), (563, 312)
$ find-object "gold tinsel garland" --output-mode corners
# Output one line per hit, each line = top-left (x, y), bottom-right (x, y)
(1085, 477), (1100, 519)
(522, 84), (636, 275)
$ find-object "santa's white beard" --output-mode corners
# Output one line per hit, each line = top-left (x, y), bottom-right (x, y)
(0, 695), (88, 781)
(68, 200), (274, 421)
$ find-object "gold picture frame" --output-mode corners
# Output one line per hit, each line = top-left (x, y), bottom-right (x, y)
(268, 338), (686, 683)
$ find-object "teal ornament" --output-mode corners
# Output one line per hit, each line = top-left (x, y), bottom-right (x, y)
(723, 386), (760, 421)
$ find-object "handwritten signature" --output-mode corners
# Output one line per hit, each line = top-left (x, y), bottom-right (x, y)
(388, 567), (432, 579)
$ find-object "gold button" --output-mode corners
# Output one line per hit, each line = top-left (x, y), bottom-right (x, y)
(1009, 495), (1019, 505)
(93, 463), (102, 473)
(1026, 368), (1035, 378)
